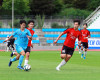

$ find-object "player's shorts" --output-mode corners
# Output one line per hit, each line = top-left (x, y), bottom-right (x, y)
(25, 46), (31, 53)
(81, 42), (88, 49)
(15, 44), (27, 54)
(7, 42), (10, 47)
(61, 45), (74, 56)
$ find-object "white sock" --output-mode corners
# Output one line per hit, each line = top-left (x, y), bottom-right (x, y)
(7, 47), (9, 52)
(24, 60), (28, 66)
(79, 49), (81, 52)
(57, 59), (66, 68)
(13, 52), (15, 54)
(84, 51), (87, 57)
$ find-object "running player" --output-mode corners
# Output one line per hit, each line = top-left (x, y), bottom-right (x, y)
(3, 20), (32, 70)
(80, 23), (90, 59)
(54, 20), (82, 71)
(10, 20), (34, 66)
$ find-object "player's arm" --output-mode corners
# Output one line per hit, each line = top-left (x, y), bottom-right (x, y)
(31, 41), (33, 48)
(78, 32), (82, 44)
(3, 35), (13, 43)
(27, 30), (32, 40)
(54, 32), (64, 44)
(3, 30), (18, 43)
(85, 31), (91, 39)
(54, 28), (70, 44)
(27, 35), (32, 40)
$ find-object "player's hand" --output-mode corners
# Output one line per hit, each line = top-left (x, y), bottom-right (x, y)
(31, 44), (33, 48)
(53, 40), (57, 44)
(3, 40), (7, 43)
(27, 36), (32, 40)
(78, 41), (81, 44)
(84, 37), (88, 39)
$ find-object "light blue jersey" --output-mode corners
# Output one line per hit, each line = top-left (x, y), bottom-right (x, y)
(12, 28), (31, 53)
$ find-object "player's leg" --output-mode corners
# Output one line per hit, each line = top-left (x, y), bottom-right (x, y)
(11, 52), (18, 57)
(56, 54), (66, 71)
(83, 43), (88, 59)
(84, 48), (87, 59)
(24, 52), (30, 65)
(17, 50), (25, 69)
(56, 46), (73, 71)
(8, 54), (20, 67)
(24, 47), (30, 66)
(11, 44), (15, 52)
(81, 43), (84, 58)
(78, 45), (81, 54)
(65, 54), (72, 62)
(7, 44), (9, 52)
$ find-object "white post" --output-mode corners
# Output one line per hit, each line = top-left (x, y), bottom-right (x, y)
(12, 0), (14, 33)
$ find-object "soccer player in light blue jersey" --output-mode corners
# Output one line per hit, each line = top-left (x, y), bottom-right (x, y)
(3, 20), (32, 70)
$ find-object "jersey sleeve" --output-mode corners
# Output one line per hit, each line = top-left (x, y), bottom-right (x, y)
(78, 32), (82, 41)
(27, 30), (32, 36)
(63, 28), (70, 34)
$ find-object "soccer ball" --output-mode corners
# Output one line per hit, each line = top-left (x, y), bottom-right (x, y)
(23, 64), (31, 71)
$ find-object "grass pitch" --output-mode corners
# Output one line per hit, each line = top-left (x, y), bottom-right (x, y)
(0, 51), (100, 80)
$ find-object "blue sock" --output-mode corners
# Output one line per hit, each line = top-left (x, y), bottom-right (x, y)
(11, 57), (17, 62)
(18, 55), (24, 67)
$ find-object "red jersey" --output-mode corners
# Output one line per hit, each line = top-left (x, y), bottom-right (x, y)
(27, 28), (34, 47)
(80, 29), (90, 42)
(63, 28), (81, 48)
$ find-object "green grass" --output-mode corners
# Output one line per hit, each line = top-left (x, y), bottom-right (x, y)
(0, 51), (100, 80)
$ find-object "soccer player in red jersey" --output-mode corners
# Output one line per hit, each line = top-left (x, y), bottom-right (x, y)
(80, 23), (90, 59)
(10, 20), (34, 66)
(54, 20), (82, 71)
(24, 20), (34, 65)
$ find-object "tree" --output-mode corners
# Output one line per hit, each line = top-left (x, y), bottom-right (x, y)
(2, 0), (30, 15)
(29, 0), (63, 15)
(87, 0), (100, 10)
(63, 0), (89, 9)
(0, 0), (3, 6)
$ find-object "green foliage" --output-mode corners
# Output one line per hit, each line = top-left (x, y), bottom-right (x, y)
(0, 22), (2, 28)
(87, 0), (100, 10)
(51, 23), (71, 28)
(30, 0), (63, 15)
(0, 0), (100, 18)
(35, 15), (45, 29)
(58, 8), (92, 18)
(51, 23), (63, 28)
(63, 0), (89, 9)
(2, 0), (30, 15)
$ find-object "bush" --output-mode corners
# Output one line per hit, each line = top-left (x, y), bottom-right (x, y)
(0, 22), (2, 28)
(57, 8), (92, 19)
(51, 23), (71, 28)
(35, 15), (45, 29)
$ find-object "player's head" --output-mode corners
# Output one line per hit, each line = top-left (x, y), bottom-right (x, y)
(73, 19), (80, 29)
(28, 20), (34, 29)
(20, 20), (26, 28)
(83, 23), (87, 29)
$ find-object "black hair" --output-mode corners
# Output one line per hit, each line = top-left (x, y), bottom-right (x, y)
(83, 23), (87, 26)
(20, 20), (26, 24)
(28, 20), (34, 24)
(74, 19), (80, 25)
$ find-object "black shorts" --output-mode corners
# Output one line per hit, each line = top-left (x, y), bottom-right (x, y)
(7, 42), (10, 47)
(25, 46), (31, 53)
(81, 42), (88, 49)
(61, 45), (74, 56)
